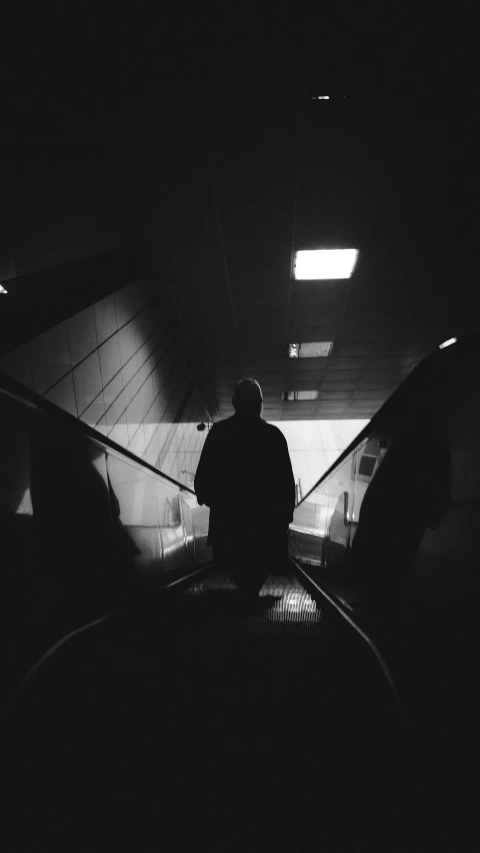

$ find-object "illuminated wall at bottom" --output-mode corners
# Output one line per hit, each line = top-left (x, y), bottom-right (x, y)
(269, 420), (369, 498)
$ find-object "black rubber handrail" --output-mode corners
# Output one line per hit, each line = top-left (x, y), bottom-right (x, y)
(0, 372), (197, 496)
(290, 556), (402, 714)
(294, 326), (480, 509)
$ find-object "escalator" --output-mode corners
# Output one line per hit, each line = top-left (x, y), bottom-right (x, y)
(0, 372), (404, 849)
(0, 372), (211, 707)
(2, 325), (480, 849)
(1, 560), (408, 851)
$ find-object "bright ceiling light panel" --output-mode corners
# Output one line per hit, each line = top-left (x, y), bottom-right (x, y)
(289, 341), (334, 358)
(284, 390), (319, 401)
(294, 249), (358, 280)
(439, 337), (457, 349)
(0, 284), (8, 294)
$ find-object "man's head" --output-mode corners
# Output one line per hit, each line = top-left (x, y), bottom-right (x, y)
(232, 378), (263, 417)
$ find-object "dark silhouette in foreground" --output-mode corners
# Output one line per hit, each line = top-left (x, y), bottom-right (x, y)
(30, 420), (138, 631)
(349, 422), (451, 607)
(195, 378), (295, 596)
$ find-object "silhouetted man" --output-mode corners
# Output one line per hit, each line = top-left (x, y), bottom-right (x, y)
(194, 378), (295, 597)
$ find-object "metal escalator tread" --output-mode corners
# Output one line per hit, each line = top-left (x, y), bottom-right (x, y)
(1, 567), (405, 848)
(173, 570), (327, 634)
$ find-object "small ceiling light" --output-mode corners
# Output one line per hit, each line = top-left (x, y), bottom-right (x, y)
(294, 249), (358, 280)
(283, 390), (319, 401)
(289, 341), (334, 358)
(439, 337), (457, 349)
(316, 96), (330, 99)
(0, 284), (8, 294)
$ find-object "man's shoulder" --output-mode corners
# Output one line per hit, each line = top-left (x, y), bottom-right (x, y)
(210, 415), (236, 432)
(260, 420), (287, 442)
(207, 416), (236, 439)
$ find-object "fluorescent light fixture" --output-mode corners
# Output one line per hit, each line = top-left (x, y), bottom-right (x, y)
(316, 96), (330, 100)
(294, 249), (358, 280)
(0, 284), (7, 294)
(289, 341), (334, 358)
(439, 337), (457, 349)
(284, 390), (319, 401)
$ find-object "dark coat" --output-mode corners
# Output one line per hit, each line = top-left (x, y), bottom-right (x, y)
(194, 413), (295, 547)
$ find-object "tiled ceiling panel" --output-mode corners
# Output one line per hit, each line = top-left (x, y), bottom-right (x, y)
(293, 282), (351, 305)
(1, 6), (476, 431)
(290, 303), (343, 326)
(153, 13), (477, 419)
(4, 7), (469, 423)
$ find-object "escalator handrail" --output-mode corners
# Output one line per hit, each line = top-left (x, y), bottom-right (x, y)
(290, 557), (402, 713)
(294, 326), (480, 509)
(0, 371), (197, 497)
(293, 347), (438, 509)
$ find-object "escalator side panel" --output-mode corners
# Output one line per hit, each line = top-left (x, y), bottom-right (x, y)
(0, 380), (212, 697)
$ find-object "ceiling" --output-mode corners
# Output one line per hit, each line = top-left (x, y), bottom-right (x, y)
(2, 4), (479, 420)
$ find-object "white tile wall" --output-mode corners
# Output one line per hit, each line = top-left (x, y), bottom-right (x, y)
(126, 396), (143, 444)
(105, 377), (128, 434)
(140, 375), (155, 418)
(118, 324), (137, 366)
(94, 294), (118, 344)
(73, 350), (104, 415)
(67, 306), (98, 366)
(129, 424), (147, 458)
(80, 393), (107, 429)
(109, 424), (130, 448)
(44, 372), (78, 417)
(122, 353), (140, 391)
(29, 321), (72, 395)
(145, 450), (158, 468)
(95, 417), (108, 437)
(1, 277), (211, 483)
(143, 424), (159, 454)
(137, 357), (152, 386)
(155, 422), (169, 452)
(114, 280), (148, 328)
(98, 334), (122, 386)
